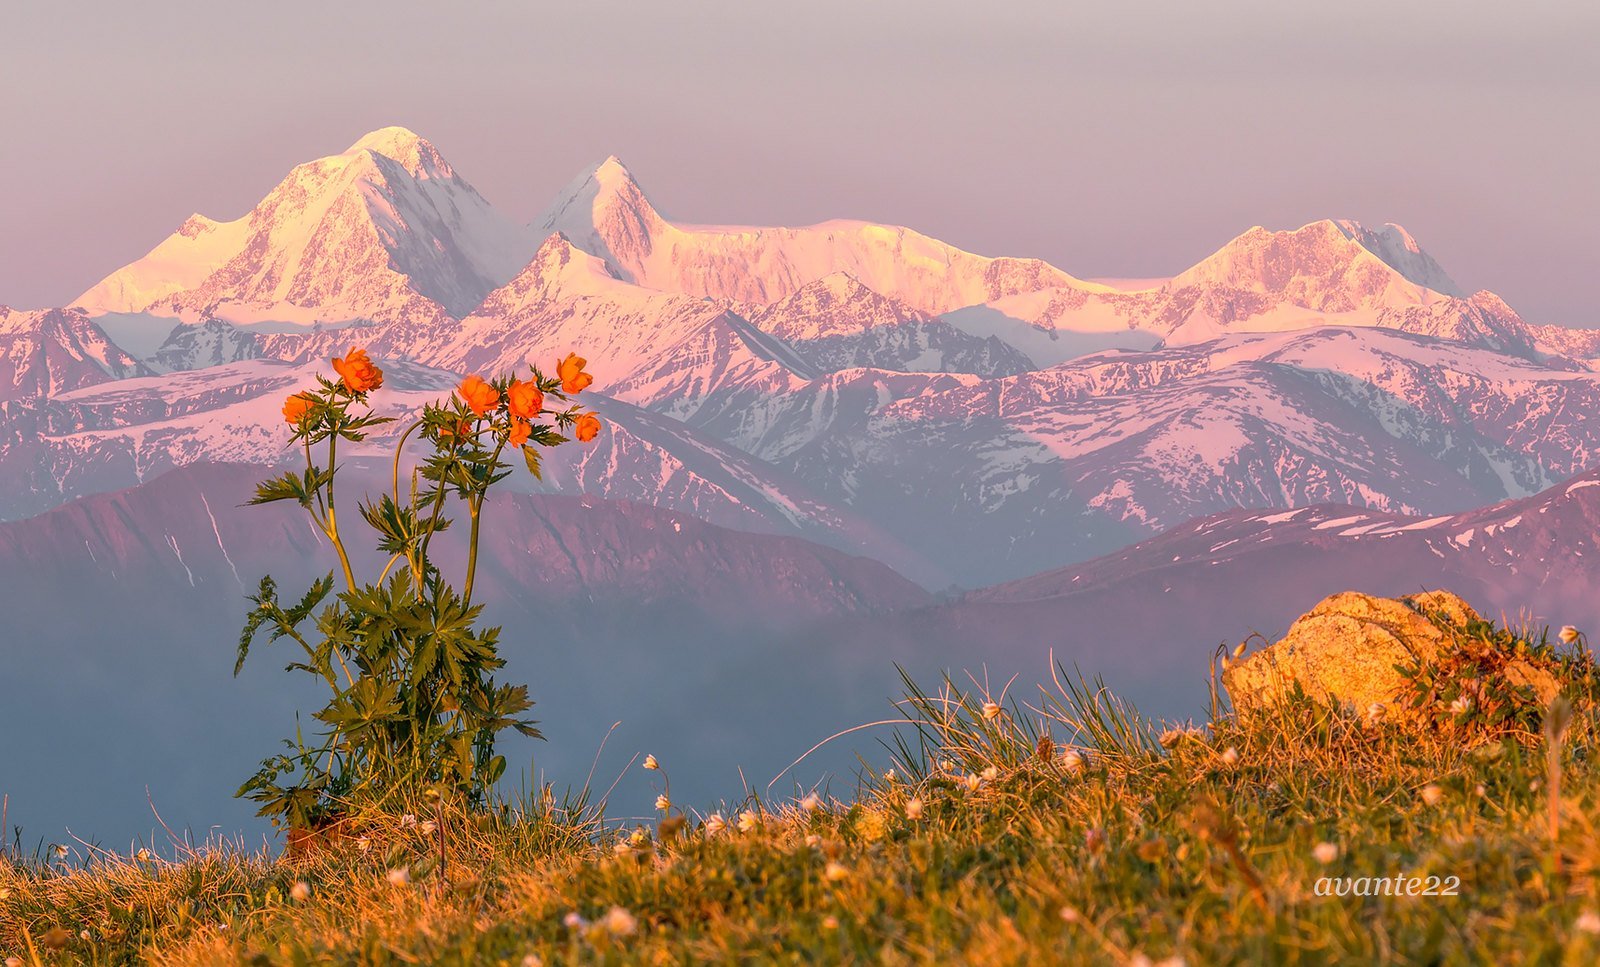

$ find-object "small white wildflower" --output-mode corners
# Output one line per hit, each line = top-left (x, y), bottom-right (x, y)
(521, 955), (545, 967)
(418, 820), (437, 836)
(824, 861), (848, 882)
(1312, 842), (1339, 864)
(79, 930), (91, 940)
(1365, 702), (1387, 725)
(290, 880), (311, 902)
(981, 701), (1002, 720)
(882, 769), (896, 783)
(821, 915), (839, 930)
(1560, 625), (1581, 645)
(399, 813), (417, 829)
(939, 759), (955, 773)
(800, 793), (822, 813)
(562, 912), (588, 930)
(1059, 905), (1080, 923)
(982, 766), (999, 782)
(386, 866), (410, 886)
(49, 843), (68, 859)
(1220, 747), (1240, 766)
(134, 847), (153, 862)
(805, 833), (823, 848)
(963, 773), (981, 792)
(1421, 784), (1444, 806)
(1062, 750), (1086, 775)
(738, 810), (758, 833)
(642, 754), (660, 771)
(655, 794), (671, 812)
(601, 906), (637, 936)
(1576, 910), (1600, 934)
(904, 797), (924, 820)
(1449, 695), (1473, 716)
(704, 813), (726, 836)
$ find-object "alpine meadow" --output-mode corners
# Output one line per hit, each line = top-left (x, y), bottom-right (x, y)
(4, 3), (1600, 964)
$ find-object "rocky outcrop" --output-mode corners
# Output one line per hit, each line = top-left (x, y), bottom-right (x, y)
(1223, 590), (1561, 720)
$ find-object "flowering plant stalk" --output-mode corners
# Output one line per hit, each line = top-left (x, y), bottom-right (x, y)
(235, 349), (602, 831)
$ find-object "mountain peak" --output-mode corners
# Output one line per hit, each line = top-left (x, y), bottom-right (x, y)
(346, 125), (424, 155)
(73, 128), (532, 321)
(1171, 219), (1456, 309)
(592, 154), (634, 182)
(1332, 219), (1465, 296)
(343, 126), (450, 179)
(533, 155), (664, 279)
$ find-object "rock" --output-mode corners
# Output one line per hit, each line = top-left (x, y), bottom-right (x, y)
(1223, 590), (1560, 720)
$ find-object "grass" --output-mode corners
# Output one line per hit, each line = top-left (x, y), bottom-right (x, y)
(4, 652), (1600, 965)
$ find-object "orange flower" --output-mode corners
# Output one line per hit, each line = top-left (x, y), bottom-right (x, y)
(457, 375), (500, 415)
(508, 419), (531, 448)
(557, 353), (594, 395)
(506, 378), (544, 420)
(575, 412), (602, 442)
(332, 347), (383, 393)
(282, 392), (318, 426)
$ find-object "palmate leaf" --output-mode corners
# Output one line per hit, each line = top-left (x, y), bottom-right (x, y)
(247, 467), (335, 508)
(529, 426), (567, 448)
(359, 495), (429, 554)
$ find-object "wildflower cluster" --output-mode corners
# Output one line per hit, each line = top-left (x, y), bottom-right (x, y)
(235, 348), (602, 832)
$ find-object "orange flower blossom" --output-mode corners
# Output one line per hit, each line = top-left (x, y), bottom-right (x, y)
(332, 347), (383, 393)
(557, 354), (593, 395)
(458, 375), (500, 416)
(506, 378), (544, 420)
(575, 412), (602, 442)
(282, 392), (318, 426)
(508, 419), (532, 448)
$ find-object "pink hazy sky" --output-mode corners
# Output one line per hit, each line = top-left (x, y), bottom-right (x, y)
(3, 1), (1595, 325)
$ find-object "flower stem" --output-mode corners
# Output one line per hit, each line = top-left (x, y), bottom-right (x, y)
(326, 432), (356, 593)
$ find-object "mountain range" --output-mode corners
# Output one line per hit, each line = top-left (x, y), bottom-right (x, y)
(4, 125), (1598, 842)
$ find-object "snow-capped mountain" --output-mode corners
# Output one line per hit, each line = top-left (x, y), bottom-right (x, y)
(1332, 219), (1465, 297)
(0, 346), (935, 577)
(74, 127), (536, 328)
(0, 306), (151, 402)
(535, 156), (1093, 315)
(147, 318), (264, 372)
(667, 325), (1600, 583)
(8, 127), (1600, 590)
(943, 219), (1538, 362)
(743, 273), (1034, 377)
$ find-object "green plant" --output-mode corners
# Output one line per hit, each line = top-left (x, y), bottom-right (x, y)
(1396, 615), (1599, 741)
(234, 348), (603, 831)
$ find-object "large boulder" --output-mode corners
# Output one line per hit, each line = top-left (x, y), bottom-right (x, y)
(1223, 590), (1560, 720)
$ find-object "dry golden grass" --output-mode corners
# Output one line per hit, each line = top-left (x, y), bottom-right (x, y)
(5, 655), (1600, 965)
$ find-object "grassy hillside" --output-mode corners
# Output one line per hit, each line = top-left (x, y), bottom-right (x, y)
(4, 655), (1600, 965)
